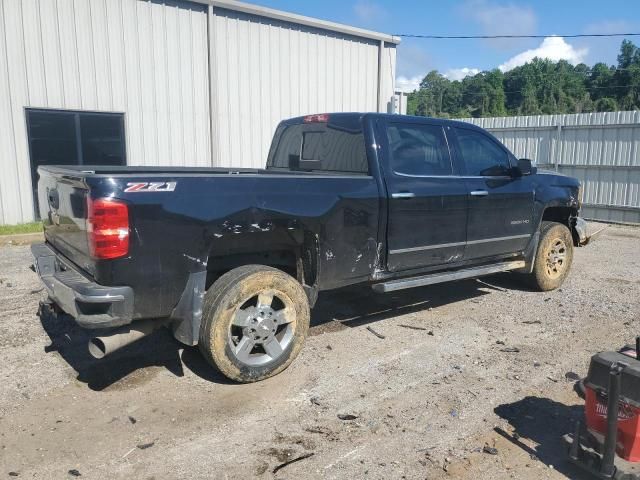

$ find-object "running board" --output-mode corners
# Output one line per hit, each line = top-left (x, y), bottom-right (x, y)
(371, 260), (526, 293)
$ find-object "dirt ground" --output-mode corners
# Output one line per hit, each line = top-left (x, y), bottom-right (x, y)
(0, 224), (639, 479)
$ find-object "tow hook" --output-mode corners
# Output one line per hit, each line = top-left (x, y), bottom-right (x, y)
(572, 217), (607, 246)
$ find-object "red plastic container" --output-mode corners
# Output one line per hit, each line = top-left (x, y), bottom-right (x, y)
(585, 385), (640, 461)
(584, 351), (640, 462)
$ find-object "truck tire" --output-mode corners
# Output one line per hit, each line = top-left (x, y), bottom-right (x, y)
(526, 221), (574, 291)
(198, 265), (310, 383)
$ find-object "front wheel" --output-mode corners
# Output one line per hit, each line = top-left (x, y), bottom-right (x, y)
(199, 265), (310, 383)
(526, 221), (574, 291)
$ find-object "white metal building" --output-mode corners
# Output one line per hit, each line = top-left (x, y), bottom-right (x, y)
(0, 0), (399, 225)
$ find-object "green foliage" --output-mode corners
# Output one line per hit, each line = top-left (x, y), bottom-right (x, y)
(407, 40), (640, 117)
(595, 97), (618, 111)
(0, 222), (43, 236)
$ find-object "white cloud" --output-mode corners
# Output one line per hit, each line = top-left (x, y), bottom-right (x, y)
(498, 36), (588, 71)
(395, 37), (588, 91)
(395, 68), (480, 92)
(444, 67), (481, 81)
(353, 1), (385, 24)
(461, 0), (536, 49)
(395, 75), (423, 93)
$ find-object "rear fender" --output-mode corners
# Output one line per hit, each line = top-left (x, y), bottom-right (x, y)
(171, 226), (320, 346)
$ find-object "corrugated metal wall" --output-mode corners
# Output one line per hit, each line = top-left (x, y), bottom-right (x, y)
(209, 7), (395, 169)
(0, 0), (210, 225)
(392, 92), (408, 115)
(462, 111), (640, 224)
(0, 0), (397, 224)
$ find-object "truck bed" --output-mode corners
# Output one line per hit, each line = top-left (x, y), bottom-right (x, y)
(36, 164), (381, 326)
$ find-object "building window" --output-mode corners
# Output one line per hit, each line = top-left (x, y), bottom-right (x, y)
(26, 109), (126, 216)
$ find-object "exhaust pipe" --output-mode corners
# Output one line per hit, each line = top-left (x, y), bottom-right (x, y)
(88, 319), (166, 359)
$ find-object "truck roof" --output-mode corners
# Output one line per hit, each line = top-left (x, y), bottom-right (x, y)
(282, 112), (484, 131)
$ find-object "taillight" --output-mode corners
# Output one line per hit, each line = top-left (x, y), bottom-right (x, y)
(303, 113), (329, 123)
(87, 197), (129, 259)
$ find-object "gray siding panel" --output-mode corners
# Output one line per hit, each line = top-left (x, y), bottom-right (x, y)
(0, 0), (210, 224)
(210, 7), (393, 169)
(2, 0), (32, 224)
(0, 0), (395, 224)
(462, 111), (640, 224)
(0, 0), (15, 223)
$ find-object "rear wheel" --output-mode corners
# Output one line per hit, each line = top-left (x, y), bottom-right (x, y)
(526, 221), (574, 291)
(199, 265), (310, 383)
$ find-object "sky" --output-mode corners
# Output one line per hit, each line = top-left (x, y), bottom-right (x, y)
(248, 0), (640, 92)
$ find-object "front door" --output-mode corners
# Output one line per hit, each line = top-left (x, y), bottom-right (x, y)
(451, 126), (535, 260)
(383, 120), (468, 272)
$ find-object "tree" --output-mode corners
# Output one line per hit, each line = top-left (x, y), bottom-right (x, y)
(617, 39), (637, 69)
(613, 40), (640, 110)
(416, 71), (450, 116)
(406, 39), (640, 117)
(485, 69), (506, 116)
(441, 80), (463, 116)
(595, 97), (618, 111)
(589, 62), (615, 100)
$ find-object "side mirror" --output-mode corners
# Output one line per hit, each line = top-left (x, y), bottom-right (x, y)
(517, 158), (536, 176)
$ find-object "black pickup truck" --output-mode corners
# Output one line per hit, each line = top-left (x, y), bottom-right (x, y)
(32, 113), (591, 382)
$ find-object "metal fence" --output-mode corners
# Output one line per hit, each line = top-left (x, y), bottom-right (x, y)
(461, 111), (640, 224)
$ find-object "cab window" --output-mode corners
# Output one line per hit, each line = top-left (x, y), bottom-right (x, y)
(386, 124), (452, 176)
(454, 128), (510, 176)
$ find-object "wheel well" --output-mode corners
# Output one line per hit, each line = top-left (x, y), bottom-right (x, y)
(205, 232), (320, 291)
(205, 250), (297, 289)
(541, 206), (580, 245)
(541, 206), (576, 228)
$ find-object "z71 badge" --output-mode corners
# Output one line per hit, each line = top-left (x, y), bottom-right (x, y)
(124, 182), (177, 193)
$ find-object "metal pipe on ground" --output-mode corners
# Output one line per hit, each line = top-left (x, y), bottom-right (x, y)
(88, 319), (167, 359)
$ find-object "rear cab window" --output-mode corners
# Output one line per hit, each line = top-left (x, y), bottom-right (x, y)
(267, 115), (369, 174)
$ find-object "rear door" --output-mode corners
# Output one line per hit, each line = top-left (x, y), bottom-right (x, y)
(450, 126), (535, 260)
(381, 119), (468, 271)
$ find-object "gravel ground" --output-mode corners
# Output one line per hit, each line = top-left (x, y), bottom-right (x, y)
(0, 224), (639, 479)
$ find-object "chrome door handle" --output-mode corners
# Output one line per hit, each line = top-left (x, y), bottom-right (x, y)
(392, 192), (416, 199)
(470, 190), (489, 197)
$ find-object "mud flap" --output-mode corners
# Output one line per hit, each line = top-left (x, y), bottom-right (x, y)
(514, 231), (540, 274)
(170, 271), (207, 346)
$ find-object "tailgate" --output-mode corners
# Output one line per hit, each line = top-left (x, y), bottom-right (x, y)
(37, 167), (94, 275)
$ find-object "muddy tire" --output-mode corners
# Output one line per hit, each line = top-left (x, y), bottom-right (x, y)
(198, 265), (310, 383)
(526, 221), (574, 291)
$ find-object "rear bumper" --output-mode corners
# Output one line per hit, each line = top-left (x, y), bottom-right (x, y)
(31, 243), (134, 329)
